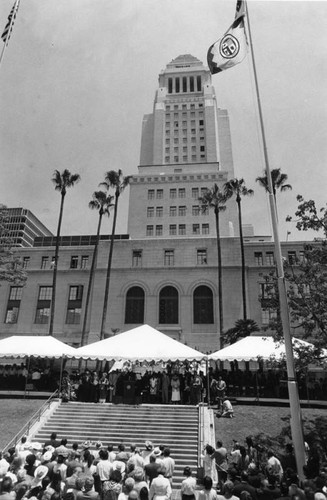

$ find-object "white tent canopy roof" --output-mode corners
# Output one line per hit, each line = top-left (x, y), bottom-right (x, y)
(73, 324), (206, 362)
(0, 336), (77, 359)
(208, 336), (315, 362)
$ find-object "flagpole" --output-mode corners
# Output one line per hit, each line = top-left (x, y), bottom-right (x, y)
(245, 1), (306, 480)
(0, 0), (20, 70)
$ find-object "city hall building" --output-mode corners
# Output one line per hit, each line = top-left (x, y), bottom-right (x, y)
(0, 55), (306, 352)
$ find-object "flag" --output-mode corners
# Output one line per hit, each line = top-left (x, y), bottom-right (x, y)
(207, 0), (248, 74)
(1, 0), (20, 45)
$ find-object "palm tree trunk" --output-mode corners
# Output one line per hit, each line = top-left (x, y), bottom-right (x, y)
(49, 193), (65, 335)
(215, 207), (224, 343)
(80, 212), (103, 346)
(100, 193), (119, 340)
(237, 197), (247, 320)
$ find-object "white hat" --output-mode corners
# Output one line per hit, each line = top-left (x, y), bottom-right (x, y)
(42, 451), (53, 462)
(31, 442), (43, 451)
(112, 461), (126, 473)
(34, 465), (48, 482)
(152, 447), (161, 457)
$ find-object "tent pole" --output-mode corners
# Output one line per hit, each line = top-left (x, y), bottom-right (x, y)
(58, 357), (64, 400)
(206, 358), (210, 408)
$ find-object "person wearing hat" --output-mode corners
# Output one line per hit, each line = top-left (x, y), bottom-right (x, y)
(180, 467), (196, 500)
(141, 443), (153, 466)
(28, 465), (49, 498)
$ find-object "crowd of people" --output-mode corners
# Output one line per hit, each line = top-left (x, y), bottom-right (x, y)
(0, 431), (327, 500)
(1, 363), (326, 404)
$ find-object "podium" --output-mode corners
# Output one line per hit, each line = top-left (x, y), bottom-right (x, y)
(123, 381), (135, 404)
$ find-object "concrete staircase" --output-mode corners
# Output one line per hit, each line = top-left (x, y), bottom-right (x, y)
(34, 402), (199, 487)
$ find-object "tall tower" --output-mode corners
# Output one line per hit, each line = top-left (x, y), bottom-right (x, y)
(128, 54), (238, 239)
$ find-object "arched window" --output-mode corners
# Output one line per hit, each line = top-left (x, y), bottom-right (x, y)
(159, 286), (178, 324)
(193, 285), (214, 324)
(125, 286), (145, 324)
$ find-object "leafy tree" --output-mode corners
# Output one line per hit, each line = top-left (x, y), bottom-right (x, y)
(0, 209), (27, 285)
(222, 318), (259, 345)
(199, 183), (227, 340)
(80, 190), (113, 347)
(49, 169), (81, 336)
(224, 178), (254, 320)
(263, 196), (327, 350)
(99, 169), (131, 340)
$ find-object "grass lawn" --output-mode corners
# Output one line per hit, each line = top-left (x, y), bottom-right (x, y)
(0, 399), (45, 450)
(214, 404), (327, 451)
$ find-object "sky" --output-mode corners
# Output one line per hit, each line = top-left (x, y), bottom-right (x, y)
(0, 0), (326, 242)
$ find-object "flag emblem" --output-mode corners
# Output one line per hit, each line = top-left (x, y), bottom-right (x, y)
(220, 34), (240, 59)
(207, 0), (248, 74)
(1, 0), (20, 45)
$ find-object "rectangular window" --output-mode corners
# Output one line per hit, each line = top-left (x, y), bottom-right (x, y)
(266, 252), (275, 265)
(81, 256), (89, 269)
(254, 252), (263, 265)
(197, 75), (201, 91)
(147, 207), (154, 218)
(178, 188), (186, 198)
(70, 256), (79, 269)
(192, 187), (199, 199)
(169, 206), (177, 217)
(197, 249), (207, 265)
(156, 189), (163, 199)
(190, 76), (194, 92)
(202, 206), (209, 216)
(178, 206), (186, 216)
(164, 250), (174, 266)
(259, 283), (272, 299)
(182, 76), (187, 92)
(132, 250), (142, 267)
(175, 77), (180, 93)
(23, 256), (30, 269)
(168, 78), (172, 93)
(35, 286), (52, 324)
(261, 308), (277, 325)
(200, 187), (207, 197)
(179, 224), (186, 235)
(169, 224), (177, 236)
(193, 224), (200, 235)
(170, 189), (177, 199)
(156, 207), (163, 218)
(146, 225), (154, 237)
(288, 251), (296, 265)
(148, 189), (155, 200)
(156, 225), (163, 236)
(192, 205), (200, 216)
(41, 256), (49, 269)
(5, 286), (23, 323)
(66, 285), (83, 325)
(202, 223), (210, 235)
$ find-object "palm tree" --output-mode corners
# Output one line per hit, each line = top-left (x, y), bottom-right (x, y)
(224, 178), (254, 321)
(199, 183), (227, 340)
(99, 169), (131, 340)
(49, 169), (80, 336)
(222, 318), (259, 345)
(256, 168), (292, 218)
(80, 190), (113, 347)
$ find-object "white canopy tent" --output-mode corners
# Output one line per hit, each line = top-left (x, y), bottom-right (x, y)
(0, 335), (77, 359)
(208, 336), (326, 371)
(72, 324), (206, 362)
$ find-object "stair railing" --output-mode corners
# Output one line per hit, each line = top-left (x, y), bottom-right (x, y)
(2, 389), (59, 453)
(197, 404), (205, 468)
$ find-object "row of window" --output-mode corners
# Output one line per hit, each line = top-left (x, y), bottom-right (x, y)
(5, 285), (83, 325)
(147, 206), (209, 217)
(148, 187), (209, 200)
(146, 224), (210, 237)
(22, 255), (90, 270)
(132, 248), (207, 266)
(5, 284), (214, 326)
(254, 250), (304, 266)
(167, 76), (202, 94)
(166, 103), (203, 111)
